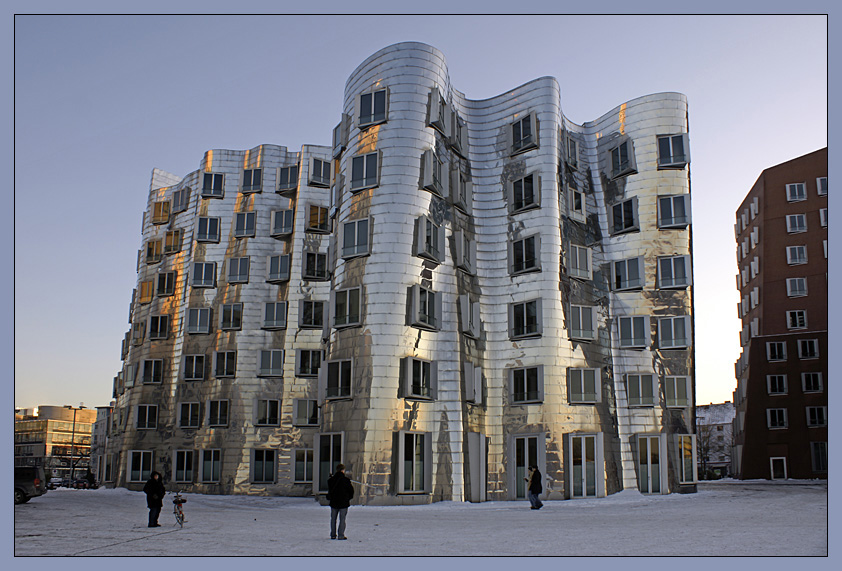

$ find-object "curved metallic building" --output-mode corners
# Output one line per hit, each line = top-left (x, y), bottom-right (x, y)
(106, 42), (696, 504)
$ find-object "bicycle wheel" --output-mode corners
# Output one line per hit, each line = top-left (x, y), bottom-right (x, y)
(174, 506), (184, 528)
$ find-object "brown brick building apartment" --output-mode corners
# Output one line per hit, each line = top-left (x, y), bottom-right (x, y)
(732, 147), (827, 479)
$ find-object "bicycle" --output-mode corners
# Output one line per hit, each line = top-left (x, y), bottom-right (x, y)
(172, 491), (187, 528)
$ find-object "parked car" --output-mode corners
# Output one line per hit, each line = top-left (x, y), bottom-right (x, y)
(15, 466), (47, 504)
(47, 477), (62, 490)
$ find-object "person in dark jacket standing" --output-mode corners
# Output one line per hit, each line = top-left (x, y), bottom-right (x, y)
(525, 465), (544, 510)
(143, 471), (166, 527)
(326, 464), (354, 540)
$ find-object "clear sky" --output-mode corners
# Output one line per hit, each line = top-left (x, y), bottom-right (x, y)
(13, 13), (828, 409)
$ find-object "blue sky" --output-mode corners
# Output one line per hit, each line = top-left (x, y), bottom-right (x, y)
(12, 14), (828, 409)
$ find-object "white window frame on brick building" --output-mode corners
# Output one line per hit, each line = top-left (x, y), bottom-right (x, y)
(766, 408), (788, 429)
(786, 214), (807, 233)
(766, 374), (787, 395)
(786, 182), (806, 202)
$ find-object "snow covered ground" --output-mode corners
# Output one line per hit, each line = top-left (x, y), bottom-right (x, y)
(13, 479), (826, 558)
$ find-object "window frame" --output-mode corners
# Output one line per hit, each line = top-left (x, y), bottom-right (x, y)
(786, 182), (807, 202)
(173, 450), (195, 483)
(626, 373), (655, 407)
(267, 254), (291, 283)
(200, 449), (222, 483)
(401, 356), (438, 401)
(508, 298), (543, 340)
(321, 359), (353, 401)
(178, 402), (202, 429)
(241, 168), (263, 193)
(172, 188), (190, 213)
(463, 361), (483, 404)
(136, 405), (158, 430)
(299, 300), (325, 329)
(413, 215), (446, 263)
(292, 399), (319, 427)
(357, 87), (389, 129)
(255, 399), (281, 426)
(656, 133), (690, 169)
(349, 151), (381, 192)
(509, 365), (544, 404)
(569, 187), (586, 222)
(786, 245), (808, 265)
(766, 408), (788, 429)
(201, 172), (225, 198)
(305, 204), (330, 234)
(164, 229), (183, 254)
(263, 301), (288, 330)
(510, 112), (538, 156)
(141, 359), (164, 384)
(308, 158), (331, 188)
(569, 244), (592, 280)
(508, 173), (541, 214)
(233, 211), (256, 238)
(183, 354), (206, 381)
(294, 448), (314, 484)
(397, 431), (432, 494)
(568, 367), (600, 404)
(665, 376), (691, 408)
(611, 197), (640, 235)
(196, 216), (221, 243)
(657, 195), (691, 229)
(786, 310), (807, 330)
(227, 257), (250, 284)
(207, 400), (230, 427)
(341, 217), (371, 259)
(127, 450), (153, 482)
(806, 406), (827, 428)
(613, 256), (645, 291)
(277, 164), (299, 193)
(509, 234), (541, 275)
(658, 316), (690, 349)
(296, 349), (323, 378)
(192, 262), (217, 288)
(802, 372), (823, 393)
(455, 229), (476, 275)
(408, 284), (442, 331)
(270, 209), (294, 237)
(258, 350), (285, 377)
(618, 315), (650, 349)
(252, 449), (276, 483)
(332, 286), (363, 329)
(797, 339), (819, 360)
(766, 374), (788, 395)
(146, 239), (163, 264)
(459, 294), (481, 339)
(220, 302), (243, 331)
(610, 138), (637, 178)
(816, 177), (828, 196)
(148, 314), (169, 340)
(657, 255), (691, 289)
(766, 341), (787, 362)
(302, 250), (329, 281)
(569, 304), (596, 341)
(214, 351), (236, 378)
(676, 434), (698, 485)
(785, 213), (807, 234)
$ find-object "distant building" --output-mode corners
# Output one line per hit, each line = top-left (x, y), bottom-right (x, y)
(14, 406), (98, 480)
(732, 148), (827, 480)
(106, 42), (697, 504)
(90, 404), (114, 484)
(696, 402), (735, 479)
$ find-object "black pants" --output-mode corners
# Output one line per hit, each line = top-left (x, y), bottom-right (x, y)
(148, 506), (161, 526)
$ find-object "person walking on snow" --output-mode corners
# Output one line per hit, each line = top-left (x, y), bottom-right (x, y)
(326, 464), (354, 540)
(525, 465), (544, 510)
(143, 471), (166, 527)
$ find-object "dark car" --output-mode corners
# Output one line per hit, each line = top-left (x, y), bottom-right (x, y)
(15, 466), (47, 504)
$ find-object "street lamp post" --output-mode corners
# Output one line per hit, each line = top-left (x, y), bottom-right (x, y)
(65, 405), (85, 481)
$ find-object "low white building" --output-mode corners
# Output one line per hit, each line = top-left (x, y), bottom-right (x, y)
(696, 402), (735, 478)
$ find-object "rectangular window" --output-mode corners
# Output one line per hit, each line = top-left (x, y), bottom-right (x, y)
(146, 239), (163, 264)
(309, 158), (331, 188)
(611, 197), (639, 234)
(350, 152), (380, 191)
(786, 310), (807, 330)
(197, 217), (221, 242)
(611, 139), (637, 178)
(183, 355), (205, 381)
(568, 368), (599, 403)
(151, 201), (171, 224)
(214, 351), (236, 378)
(251, 450), (275, 483)
(665, 376), (690, 408)
(342, 218), (370, 258)
(811, 442), (828, 472)
(657, 134), (689, 168)
(179, 402), (201, 429)
(786, 214), (807, 233)
(509, 173), (540, 213)
(259, 350), (285, 377)
(302, 251), (328, 280)
(569, 188), (585, 221)
(626, 374), (655, 406)
(174, 450), (194, 483)
(300, 300), (325, 328)
(614, 256), (644, 290)
(131, 322), (145, 345)
(658, 195), (690, 228)
(786, 277), (807, 297)
(267, 254), (290, 283)
(450, 169), (473, 214)
(297, 349), (322, 377)
(192, 262), (216, 288)
(333, 116), (348, 158)
(128, 450), (153, 482)
(421, 147), (446, 195)
(306, 205), (329, 233)
(138, 280), (154, 304)
(786, 246), (807, 265)
(220, 303), (243, 331)
(455, 230), (476, 274)
(149, 315), (169, 340)
(806, 406), (827, 428)
(510, 365), (543, 404)
(510, 234), (541, 274)
(255, 399), (281, 426)
(802, 372), (823, 393)
(208, 400), (229, 427)
(566, 135), (578, 168)
(136, 405), (158, 429)
(786, 183), (806, 202)
(509, 299), (542, 339)
(766, 341), (787, 361)
(414, 215), (445, 263)
(658, 255), (690, 289)
(333, 287), (362, 328)
(358, 88), (388, 128)
(767, 375), (787, 395)
(202, 173), (224, 198)
(409, 285), (441, 330)
(241, 168), (262, 193)
(819, 208), (827, 227)
(798, 339), (819, 359)
(511, 112), (538, 155)
(569, 305), (596, 341)
(270, 209), (294, 236)
(677, 434), (697, 484)
(659, 316), (690, 349)
(234, 212), (256, 238)
(187, 308), (211, 334)
(293, 399), (319, 427)
(459, 294), (481, 339)
(172, 188), (190, 213)
(569, 244), (592, 280)
(767, 408), (788, 429)
(619, 316), (649, 348)
(294, 449), (314, 483)
(200, 449), (221, 483)
(164, 230), (182, 254)
(277, 165), (299, 192)
(142, 359), (164, 384)
(402, 357), (437, 400)
(399, 432), (431, 493)
(428, 87), (450, 134)
(263, 301), (287, 330)
(325, 359), (352, 399)
(816, 177), (828, 196)
(317, 433), (344, 493)
(463, 361), (483, 404)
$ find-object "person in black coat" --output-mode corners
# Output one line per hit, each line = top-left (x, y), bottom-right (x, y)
(143, 471), (166, 527)
(326, 464), (354, 539)
(525, 465), (544, 510)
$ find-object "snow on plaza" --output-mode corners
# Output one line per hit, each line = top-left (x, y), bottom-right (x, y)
(13, 479), (827, 557)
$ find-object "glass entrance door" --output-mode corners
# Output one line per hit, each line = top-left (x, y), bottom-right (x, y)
(514, 436), (538, 499)
(571, 435), (597, 497)
(638, 435), (662, 494)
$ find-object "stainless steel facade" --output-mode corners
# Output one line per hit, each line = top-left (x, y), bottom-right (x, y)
(107, 42), (696, 504)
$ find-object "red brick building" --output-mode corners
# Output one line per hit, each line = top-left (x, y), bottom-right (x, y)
(732, 148), (827, 480)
